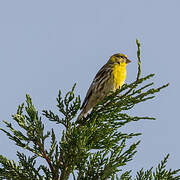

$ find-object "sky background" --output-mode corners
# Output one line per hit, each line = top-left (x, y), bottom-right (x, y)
(0, 0), (180, 178)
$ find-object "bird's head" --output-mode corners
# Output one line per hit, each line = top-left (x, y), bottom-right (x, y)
(109, 53), (131, 65)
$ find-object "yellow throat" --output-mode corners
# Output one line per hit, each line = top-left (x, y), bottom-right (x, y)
(112, 62), (127, 91)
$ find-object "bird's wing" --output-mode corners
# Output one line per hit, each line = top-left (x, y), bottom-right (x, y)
(80, 63), (109, 110)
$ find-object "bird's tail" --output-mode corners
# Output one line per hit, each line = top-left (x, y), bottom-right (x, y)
(77, 111), (84, 122)
(76, 109), (88, 124)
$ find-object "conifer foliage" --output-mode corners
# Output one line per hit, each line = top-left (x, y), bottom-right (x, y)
(0, 40), (179, 179)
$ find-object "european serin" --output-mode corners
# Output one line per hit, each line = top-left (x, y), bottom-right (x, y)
(77, 53), (131, 121)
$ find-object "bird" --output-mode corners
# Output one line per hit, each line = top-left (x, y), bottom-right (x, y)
(77, 53), (131, 121)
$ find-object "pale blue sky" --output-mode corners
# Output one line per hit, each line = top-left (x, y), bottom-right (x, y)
(0, 0), (180, 177)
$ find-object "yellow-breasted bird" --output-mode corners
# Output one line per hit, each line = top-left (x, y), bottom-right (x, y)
(77, 53), (131, 121)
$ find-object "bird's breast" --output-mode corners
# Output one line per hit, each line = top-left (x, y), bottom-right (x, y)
(112, 64), (127, 91)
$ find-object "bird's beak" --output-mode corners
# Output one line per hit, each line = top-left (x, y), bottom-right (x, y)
(126, 59), (131, 64)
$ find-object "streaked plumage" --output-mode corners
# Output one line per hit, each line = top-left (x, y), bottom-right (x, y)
(77, 53), (131, 121)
